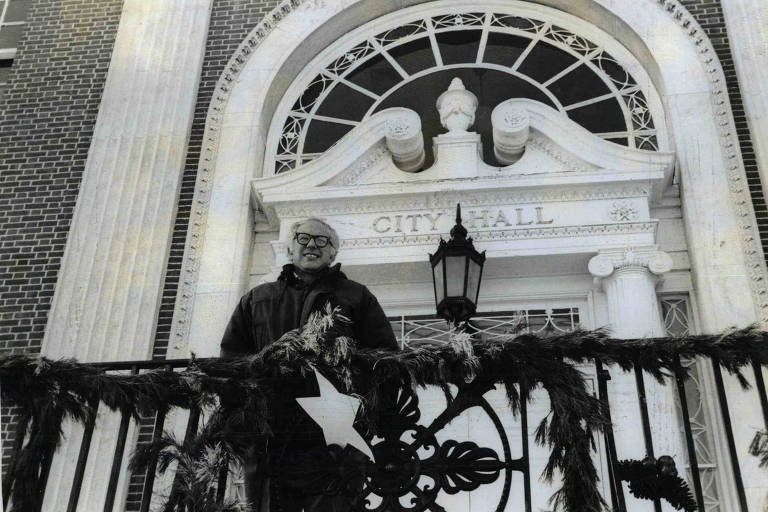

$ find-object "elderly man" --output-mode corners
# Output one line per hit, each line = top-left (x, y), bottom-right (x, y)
(221, 217), (397, 355)
(220, 217), (397, 511)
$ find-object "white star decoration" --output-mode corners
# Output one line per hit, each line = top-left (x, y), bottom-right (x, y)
(296, 368), (376, 462)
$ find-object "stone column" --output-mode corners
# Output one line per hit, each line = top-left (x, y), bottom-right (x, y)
(589, 247), (683, 512)
(39, 1), (213, 510)
(721, 0), (768, 207)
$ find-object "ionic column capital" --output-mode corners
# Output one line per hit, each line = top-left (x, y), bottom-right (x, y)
(588, 246), (673, 280)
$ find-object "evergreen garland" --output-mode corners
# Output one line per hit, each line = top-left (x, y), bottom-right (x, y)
(2, 323), (768, 511)
(616, 458), (698, 511)
(129, 407), (253, 512)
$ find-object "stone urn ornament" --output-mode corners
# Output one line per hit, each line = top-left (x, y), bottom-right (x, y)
(436, 77), (478, 133)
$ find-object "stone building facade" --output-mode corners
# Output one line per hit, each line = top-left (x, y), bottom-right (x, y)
(2, 0), (768, 510)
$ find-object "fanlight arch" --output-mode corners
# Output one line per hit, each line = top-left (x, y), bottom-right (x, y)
(174, 3), (766, 508)
(177, 0), (763, 408)
(267, 4), (668, 174)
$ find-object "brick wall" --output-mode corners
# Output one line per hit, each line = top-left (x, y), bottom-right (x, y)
(680, 0), (768, 256)
(0, 0), (123, 480)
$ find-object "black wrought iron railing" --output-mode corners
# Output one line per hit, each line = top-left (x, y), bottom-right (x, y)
(2, 353), (768, 512)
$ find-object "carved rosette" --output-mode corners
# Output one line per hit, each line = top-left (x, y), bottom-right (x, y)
(384, 110), (425, 173)
(608, 200), (639, 222)
(491, 102), (531, 165)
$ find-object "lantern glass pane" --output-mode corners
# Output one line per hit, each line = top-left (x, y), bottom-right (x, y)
(433, 259), (444, 304)
(446, 255), (466, 297)
(466, 259), (481, 305)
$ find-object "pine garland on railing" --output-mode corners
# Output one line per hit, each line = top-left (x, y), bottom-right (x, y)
(616, 458), (697, 511)
(2, 319), (768, 512)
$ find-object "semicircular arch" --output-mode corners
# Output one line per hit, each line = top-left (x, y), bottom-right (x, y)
(173, 0), (767, 367)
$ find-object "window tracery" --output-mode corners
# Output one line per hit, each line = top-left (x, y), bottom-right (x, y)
(269, 8), (664, 174)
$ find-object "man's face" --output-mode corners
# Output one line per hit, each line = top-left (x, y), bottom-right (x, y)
(290, 220), (336, 272)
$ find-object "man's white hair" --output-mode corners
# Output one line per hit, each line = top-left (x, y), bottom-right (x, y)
(290, 217), (340, 258)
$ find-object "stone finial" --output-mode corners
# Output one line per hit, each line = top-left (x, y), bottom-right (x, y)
(436, 78), (478, 133)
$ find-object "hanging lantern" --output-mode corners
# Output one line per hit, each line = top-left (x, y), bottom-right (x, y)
(429, 204), (486, 325)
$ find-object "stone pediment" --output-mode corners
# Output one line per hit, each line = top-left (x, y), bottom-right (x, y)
(251, 80), (675, 266)
(253, 100), (673, 213)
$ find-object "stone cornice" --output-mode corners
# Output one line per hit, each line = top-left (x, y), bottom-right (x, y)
(268, 185), (651, 219)
(341, 221), (657, 250)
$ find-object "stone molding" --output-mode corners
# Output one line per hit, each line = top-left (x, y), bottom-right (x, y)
(269, 185), (651, 219)
(326, 142), (391, 186)
(342, 222), (657, 250)
(526, 134), (593, 174)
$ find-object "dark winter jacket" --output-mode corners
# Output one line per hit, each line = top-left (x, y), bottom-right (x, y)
(219, 263), (397, 511)
(220, 263), (398, 357)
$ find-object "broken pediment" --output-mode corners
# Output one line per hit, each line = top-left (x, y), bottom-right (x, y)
(253, 80), (673, 212)
(251, 78), (675, 266)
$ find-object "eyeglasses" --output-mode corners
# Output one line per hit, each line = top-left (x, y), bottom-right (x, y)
(293, 232), (334, 248)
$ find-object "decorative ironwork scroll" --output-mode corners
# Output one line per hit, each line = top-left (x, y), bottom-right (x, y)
(284, 379), (522, 511)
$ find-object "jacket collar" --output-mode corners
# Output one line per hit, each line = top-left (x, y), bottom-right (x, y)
(278, 263), (345, 287)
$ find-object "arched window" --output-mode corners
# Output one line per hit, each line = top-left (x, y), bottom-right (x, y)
(267, 6), (666, 174)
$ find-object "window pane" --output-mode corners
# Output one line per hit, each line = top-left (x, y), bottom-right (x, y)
(483, 32), (528, 67)
(604, 137), (628, 147)
(549, 62), (611, 106)
(315, 82), (374, 120)
(302, 119), (353, 153)
(433, 260), (444, 304)
(466, 259), (481, 305)
(388, 37), (434, 75)
(445, 255), (466, 297)
(0, 59), (11, 84)
(567, 98), (625, 133)
(6, 0), (31, 22)
(436, 29), (482, 65)
(0, 24), (23, 49)
(517, 40), (578, 83)
(346, 53), (401, 95)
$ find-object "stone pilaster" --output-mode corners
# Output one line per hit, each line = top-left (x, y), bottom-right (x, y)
(39, 1), (213, 510)
(715, 11), (768, 500)
(721, 0), (768, 207)
(589, 247), (682, 512)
